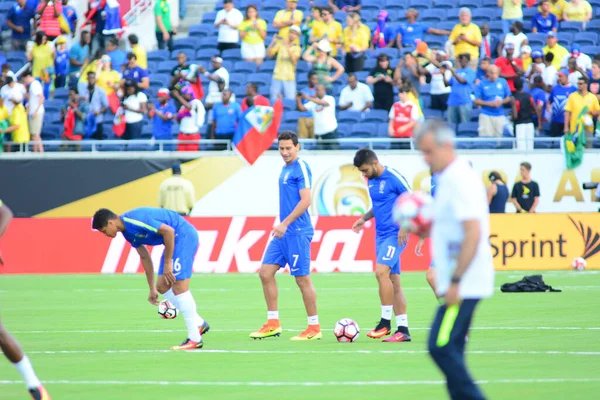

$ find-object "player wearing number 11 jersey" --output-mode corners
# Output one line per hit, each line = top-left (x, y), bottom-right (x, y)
(92, 207), (209, 350)
(352, 149), (413, 342)
(250, 131), (321, 341)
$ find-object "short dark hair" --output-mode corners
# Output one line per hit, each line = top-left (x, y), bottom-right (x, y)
(127, 52), (136, 60)
(520, 161), (532, 171)
(512, 21), (523, 32)
(278, 131), (299, 145)
(321, 6), (333, 15)
(308, 71), (317, 79)
(459, 53), (471, 61)
(544, 52), (554, 62)
(398, 85), (411, 93)
(347, 72), (357, 80)
(514, 78), (524, 91)
(489, 171), (504, 183)
(22, 69), (32, 78)
(247, 82), (258, 92)
(128, 34), (139, 45)
(2, 63), (10, 71)
(92, 208), (118, 230)
(87, 71), (96, 77)
(353, 148), (378, 168)
(69, 87), (78, 95)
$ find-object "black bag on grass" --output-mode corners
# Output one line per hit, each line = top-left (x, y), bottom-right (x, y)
(500, 275), (562, 293)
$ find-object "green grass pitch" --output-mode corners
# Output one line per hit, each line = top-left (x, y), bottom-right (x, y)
(1, 271), (599, 399)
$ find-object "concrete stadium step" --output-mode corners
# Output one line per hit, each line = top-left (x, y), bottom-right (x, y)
(179, 0), (217, 33)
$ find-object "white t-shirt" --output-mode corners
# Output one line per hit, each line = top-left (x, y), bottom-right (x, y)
(431, 158), (495, 299)
(206, 67), (230, 103)
(526, 62), (546, 84)
(123, 92), (148, 123)
(502, 32), (528, 57)
(560, 53), (592, 72)
(542, 65), (557, 87)
(425, 64), (452, 95)
(305, 95), (338, 135)
(28, 80), (45, 117)
(339, 82), (374, 112)
(215, 8), (244, 43)
(179, 99), (206, 134)
(568, 70), (584, 87)
(1, 83), (26, 116)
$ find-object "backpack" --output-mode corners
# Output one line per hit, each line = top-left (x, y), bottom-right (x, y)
(500, 275), (561, 293)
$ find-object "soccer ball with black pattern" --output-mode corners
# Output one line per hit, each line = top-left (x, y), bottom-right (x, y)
(158, 300), (178, 319)
(334, 318), (360, 342)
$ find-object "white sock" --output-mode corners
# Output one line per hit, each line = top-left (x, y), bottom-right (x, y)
(164, 289), (205, 327)
(267, 310), (279, 320)
(381, 305), (393, 320)
(395, 314), (408, 328)
(175, 291), (202, 342)
(162, 289), (179, 308)
(13, 356), (41, 389)
(307, 315), (319, 325)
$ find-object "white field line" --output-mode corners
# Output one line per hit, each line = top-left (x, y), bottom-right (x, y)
(11, 326), (600, 334)
(20, 349), (600, 356)
(1, 378), (599, 387)
(1, 285), (600, 294)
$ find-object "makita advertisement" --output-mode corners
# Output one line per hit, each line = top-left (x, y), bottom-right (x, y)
(1, 214), (598, 274)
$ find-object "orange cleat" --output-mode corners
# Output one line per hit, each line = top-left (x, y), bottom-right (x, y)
(249, 320), (282, 339)
(290, 325), (322, 341)
(382, 331), (412, 342)
(367, 320), (392, 339)
(171, 338), (203, 350)
(29, 385), (51, 400)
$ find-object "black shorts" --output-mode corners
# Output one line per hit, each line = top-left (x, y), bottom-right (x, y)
(430, 93), (449, 111)
(550, 121), (564, 137)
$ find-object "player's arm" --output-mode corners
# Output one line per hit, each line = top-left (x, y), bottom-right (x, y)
(136, 245), (158, 305)
(158, 224), (176, 284)
(352, 208), (373, 232)
(273, 188), (311, 238)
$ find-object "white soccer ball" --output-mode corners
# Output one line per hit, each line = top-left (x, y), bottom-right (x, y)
(571, 257), (587, 271)
(158, 300), (178, 319)
(334, 318), (360, 342)
(392, 192), (434, 236)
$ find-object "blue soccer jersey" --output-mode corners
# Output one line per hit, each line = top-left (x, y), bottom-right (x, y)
(369, 167), (411, 239)
(120, 207), (198, 280)
(279, 158), (313, 236)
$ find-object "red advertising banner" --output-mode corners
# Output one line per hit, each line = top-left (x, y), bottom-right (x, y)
(0, 217), (431, 274)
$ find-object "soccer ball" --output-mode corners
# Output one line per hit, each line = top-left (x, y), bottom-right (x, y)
(392, 192), (434, 236)
(334, 318), (360, 342)
(572, 257), (587, 271)
(158, 300), (178, 319)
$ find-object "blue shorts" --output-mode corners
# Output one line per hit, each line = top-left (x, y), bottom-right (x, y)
(376, 236), (406, 275)
(159, 228), (199, 281)
(263, 234), (312, 276)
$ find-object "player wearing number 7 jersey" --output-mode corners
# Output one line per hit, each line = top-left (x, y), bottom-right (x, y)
(352, 149), (413, 343)
(250, 131), (321, 341)
(92, 207), (209, 350)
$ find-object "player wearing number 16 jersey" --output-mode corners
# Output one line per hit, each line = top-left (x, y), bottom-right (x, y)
(352, 149), (413, 343)
(92, 207), (209, 350)
(250, 131), (321, 341)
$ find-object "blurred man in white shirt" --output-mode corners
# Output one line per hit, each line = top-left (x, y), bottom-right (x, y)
(414, 119), (494, 400)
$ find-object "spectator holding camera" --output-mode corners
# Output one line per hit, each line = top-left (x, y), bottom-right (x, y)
(441, 53), (476, 124)
(268, 26), (302, 102)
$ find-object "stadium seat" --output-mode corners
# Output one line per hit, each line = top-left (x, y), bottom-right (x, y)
(363, 109), (389, 123)
(457, 122), (479, 138)
(337, 111), (361, 124)
(439, 21), (457, 32)
(263, 0), (285, 12)
(282, 99), (296, 111)
(54, 88), (69, 100)
(235, 61), (258, 74)
(586, 20), (600, 31)
(575, 32), (599, 47)
(351, 123), (378, 137)
(581, 46), (600, 57)
(446, 8), (461, 20)
(147, 50), (170, 63)
(198, 37), (218, 50)
(222, 48), (242, 61)
(384, 0), (404, 11)
(149, 73), (170, 86)
(527, 33), (547, 48)
(363, 58), (377, 72)
(173, 37), (199, 51)
(557, 33), (573, 48)
(189, 24), (210, 38)
(283, 110), (304, 124)
(336, 123), (351, 137)
(488, 21), (503, 35)
(455, 140), (474, 150)
(158, 61), (178, 74)
(459, 0), (482, 8)
(376, 48), (398, 59)
(421, 94), (431, 109)
(141, 126), (153, 139)
(202, 11), (217, 24)
(471, 9), (493, 22)
(246, 73), (271, 87)
(559, 21), (584, 33)
(523, 7), (538, 20)
(259, 59), (277, 73)
(41, 126), (61, 140)
(421, 10), (444, 22)
(334, 11), (347, 24)
(482, 0), (498, 7)
(432, 0), (455, 9)
(407, 0), (432, 11)
(423, 109), (443, 120)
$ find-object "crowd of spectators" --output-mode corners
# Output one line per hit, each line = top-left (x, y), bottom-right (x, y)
(1, 0), (599, 152)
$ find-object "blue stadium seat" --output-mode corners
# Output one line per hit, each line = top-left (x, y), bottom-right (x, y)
(173, 37), (199, 51)
(575, 32), (599, 47)
(198, 37), (218, 51)
(261, 11), (276, 22)
(433, 0), (455, 9)
(363, 109), (389, 123)
(189, 24), (210, 38)
(45, 99), (63, 113)
(334, 11), (347, 24)
(158, 61), (178, 73)
(278, 123), (297, 134)
(527, 33), (547, 48)
(457, 122), (479, 137)
(336, 123), (351, 137)
(355, 71), (369, 82)
(446, 8), (461, 20)
(408, 0), (433, 11)
(423, 109), (443, 120)
(459, 0), (482, 8)
(202, 11), (217, 24)
(234, 61), (258, 73)
(560, 21), (584, 33)
(149, 73), (170, 86)
(581, 46), (600, 57)
(488, 21), (503, 35)
(482, 0), (498, 6)
(222, 48), (242, 61)
(263, 0), (285, 12)
(439, 21), (457, 32)
(523, 7), (538, 20)
(246, 73), (271, 87)
(455, 140), (474, 150)
(558, 34), (573, 49)
(41, 126), (61, 140)
(54, 88), (69, 100)
(423, 34), (446, 49)
(471, 8), (493, 22)
(282, 99), (296, 111)
(363, 58), (377, 72)
(259, 59), (277, 73)
(586, 20), (600, 31)
(421, 94), (431, 109)
(337, 111), (361, 124)
(284, 110), (304, 124)
(141, 126), (153, 139)
(351, 123), (378, 137)
(376, 48), (398, 59)
(147, 50), (169, 63)
(421, 9), (444, 22)
(384, 0), (404, 11)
